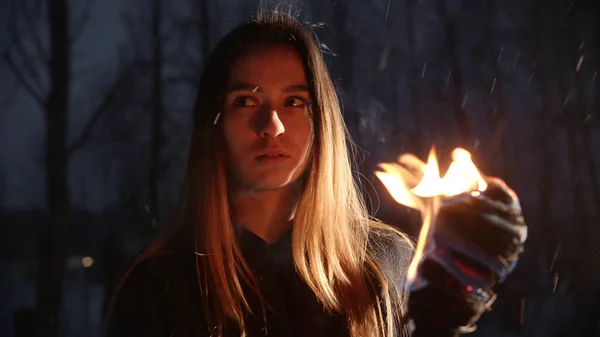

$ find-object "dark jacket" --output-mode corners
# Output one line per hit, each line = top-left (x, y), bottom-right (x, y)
(104, 228), (414, 337)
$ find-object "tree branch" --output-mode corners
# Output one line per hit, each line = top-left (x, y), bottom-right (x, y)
(11, 37), (46, 92)
(19, 0), (48, 65)
(3, 51), (45, 108)
(66, 71), (125, 157)
(6, 8), (46, 93)
(70, 0), (94, 43)
(113, 95), (154, 143)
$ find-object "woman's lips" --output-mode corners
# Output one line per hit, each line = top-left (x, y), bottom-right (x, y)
(255, 153), (289, 163)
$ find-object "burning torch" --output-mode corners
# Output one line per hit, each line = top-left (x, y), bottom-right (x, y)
(376, 147), (527, 334)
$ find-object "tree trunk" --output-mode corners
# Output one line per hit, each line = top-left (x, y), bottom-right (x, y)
(332, 0), (377, 212)
(403, 0), (422, 154)
(434, 0), (470, 147)
(483, 0), (512, 178)
(533, 0), (556, 277)
(149, 0), (164, 231)
(34, 0), (70, 336)
(563, 1), (600, 330)
(596, 0), (600, 137)
(331, 1), (359, 145)
(550, 0), (586, 246)
(332, 0), (356, 136)
(565, 2), (600, 217)
(200, 0), (210, 64)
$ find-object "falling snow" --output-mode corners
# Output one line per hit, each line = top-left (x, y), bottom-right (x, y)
(3, 1), (599, 336)
(385, 0), (390, 20)
(576, 55), (584, 72)
(563, 92), (571, 106)
(512, 50), (520, 69)
(379, 45), (390, 71)
(550, 245), (561, 271)
(461, 94), (468, 109)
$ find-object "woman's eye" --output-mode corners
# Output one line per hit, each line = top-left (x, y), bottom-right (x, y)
(284, 97), (307, 108)
(233, 97), (258, 108)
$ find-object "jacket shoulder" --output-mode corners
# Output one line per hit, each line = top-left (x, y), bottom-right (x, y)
(369, 226), (415, 289)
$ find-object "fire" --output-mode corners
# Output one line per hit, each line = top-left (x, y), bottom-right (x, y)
(375, 147), (487, 286)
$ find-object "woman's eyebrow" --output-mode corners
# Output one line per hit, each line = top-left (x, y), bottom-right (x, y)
(226, 83), (262, 93)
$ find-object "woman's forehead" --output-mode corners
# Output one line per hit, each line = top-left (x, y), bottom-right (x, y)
(227, 45), (307, 88)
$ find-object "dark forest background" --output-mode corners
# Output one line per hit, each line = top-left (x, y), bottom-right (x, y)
(1, 0), (599, 336)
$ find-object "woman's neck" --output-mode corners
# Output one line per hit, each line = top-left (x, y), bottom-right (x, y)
(230, 183), (301, 244)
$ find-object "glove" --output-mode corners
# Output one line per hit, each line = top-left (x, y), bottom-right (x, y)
(407, 178), (527, 336)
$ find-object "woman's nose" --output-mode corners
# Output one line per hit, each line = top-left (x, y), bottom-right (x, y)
(258, 108), (285, 138)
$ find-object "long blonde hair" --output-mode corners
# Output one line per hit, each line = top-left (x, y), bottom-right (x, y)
(109, 10), (412, 337)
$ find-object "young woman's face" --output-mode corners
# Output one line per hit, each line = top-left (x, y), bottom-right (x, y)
(221, 44), (313, 191)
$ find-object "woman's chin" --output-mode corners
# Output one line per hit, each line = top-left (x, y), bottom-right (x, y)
(244, 175), (301, 191)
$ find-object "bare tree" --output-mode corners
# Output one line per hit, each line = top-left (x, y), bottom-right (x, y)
(331, 0), (357, 138)
(529, 0), (600, 334)
(117, 0), (212, 233)
(481, 1), (512, 179)
(561, 1), (600, 332)
(0, 166), (6, 207)
(330, 0), (378, 208)
(399, 0), (422, 154)
(2, 1), (129, 335)
(532, 0), (557, 289)
(434, 0), (470, 147)
(564, 2), (600, 218)
(7, 1), (70, 336)
(383, 0), (411, 149)
(199, 0), (211, 62)
(148, 0), (165, 228)
(168, 0), (212, 83)
(31, 2), (68, 336)
(548, 0), (588, 255)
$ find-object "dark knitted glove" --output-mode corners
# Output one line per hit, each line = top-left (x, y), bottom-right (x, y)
(408, 178), (527, 336)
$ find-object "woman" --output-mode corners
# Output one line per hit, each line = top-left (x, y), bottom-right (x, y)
(104, 10), (526, 337)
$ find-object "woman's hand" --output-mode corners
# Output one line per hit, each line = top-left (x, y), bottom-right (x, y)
(407, 178), (527, 336)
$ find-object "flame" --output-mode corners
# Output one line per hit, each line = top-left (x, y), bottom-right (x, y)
(375, 147), (487, 286)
